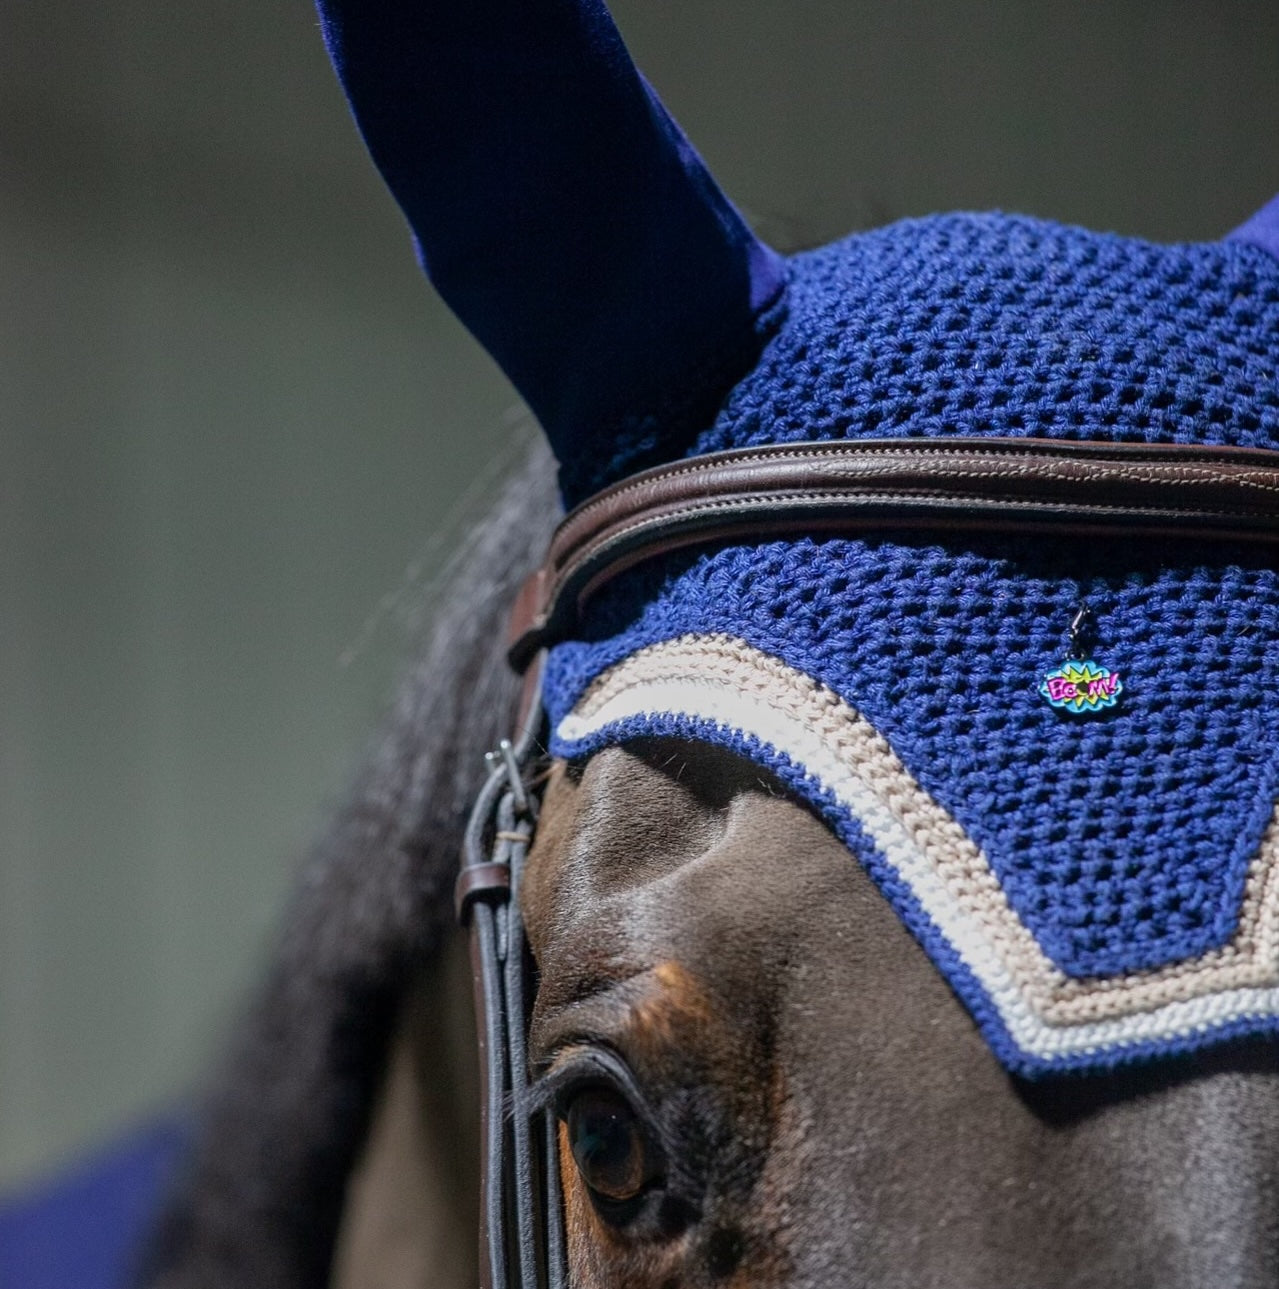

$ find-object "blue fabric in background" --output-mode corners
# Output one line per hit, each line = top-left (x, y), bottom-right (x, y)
(0, 1118), (184, 1289)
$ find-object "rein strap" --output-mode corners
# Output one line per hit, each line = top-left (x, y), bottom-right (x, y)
(508, 436), (1279, 670)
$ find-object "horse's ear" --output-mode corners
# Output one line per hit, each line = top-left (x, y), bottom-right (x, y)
(1226, 193), (1279, 263)
(317, 0), (786, 503)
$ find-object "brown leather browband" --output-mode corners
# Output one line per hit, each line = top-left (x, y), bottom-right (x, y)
(507, 436), (1279, 670)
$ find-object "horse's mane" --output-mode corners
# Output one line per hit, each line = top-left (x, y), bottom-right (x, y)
(137, 438), (560, 1288)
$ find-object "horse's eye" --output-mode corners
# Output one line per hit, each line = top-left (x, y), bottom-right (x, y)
(565, 1086), (655, 1203)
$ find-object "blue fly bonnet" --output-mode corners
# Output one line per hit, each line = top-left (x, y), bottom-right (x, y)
(318, 0), (1279, 1075)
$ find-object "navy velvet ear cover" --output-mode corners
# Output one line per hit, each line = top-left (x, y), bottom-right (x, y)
(316, 0), (785, 503)
(316, 0), (1278, 507)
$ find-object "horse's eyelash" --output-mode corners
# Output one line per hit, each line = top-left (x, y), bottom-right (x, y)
(526, 1071), (567, 1115)
(528, 1046), (645, 1116)
(526, 1052), (607, 1115)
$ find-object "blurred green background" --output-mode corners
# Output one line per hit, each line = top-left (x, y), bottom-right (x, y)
(2, 0), (1276, 1195)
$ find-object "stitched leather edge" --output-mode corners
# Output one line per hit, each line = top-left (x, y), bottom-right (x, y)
(509, 437), (1279, 669)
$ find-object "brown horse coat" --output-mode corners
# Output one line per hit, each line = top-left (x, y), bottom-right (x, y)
(337, 737), (1279, 1288)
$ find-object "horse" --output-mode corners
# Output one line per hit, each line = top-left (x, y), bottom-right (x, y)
(136, 434), (1279, 1289)
(135, 0), (1279, 1285)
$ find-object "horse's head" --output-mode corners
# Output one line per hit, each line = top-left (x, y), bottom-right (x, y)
(311, 1), (1279, 1283)
(522, 739), (969, 1288)
(520, 738), (1279, 1287)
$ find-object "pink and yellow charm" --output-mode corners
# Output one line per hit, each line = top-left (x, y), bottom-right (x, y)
(1040, 659), (1122, 713)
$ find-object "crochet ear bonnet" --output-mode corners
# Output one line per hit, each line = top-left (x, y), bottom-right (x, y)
(318, 0), (1279, 1076)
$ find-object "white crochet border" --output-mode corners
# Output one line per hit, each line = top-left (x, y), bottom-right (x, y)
(555, 634), (1279, 1063)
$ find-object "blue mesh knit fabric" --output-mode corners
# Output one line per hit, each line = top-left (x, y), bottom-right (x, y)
(696, 213), (1279, 459)
(574, 211), (1279, 499)
(544, 211), (1279, 1074)
(317, 0), (1279, 1074)
(546, 535), (1279, 980)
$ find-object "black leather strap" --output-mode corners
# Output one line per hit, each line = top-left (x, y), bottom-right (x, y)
(458, 723), (563, 1289)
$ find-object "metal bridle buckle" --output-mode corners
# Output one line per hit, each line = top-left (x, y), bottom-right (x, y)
(456, 707), (565, 1289)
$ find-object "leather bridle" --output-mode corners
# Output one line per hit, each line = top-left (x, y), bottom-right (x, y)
(455, 708), (561, 1289)
(455, 435), (1279, 1289)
